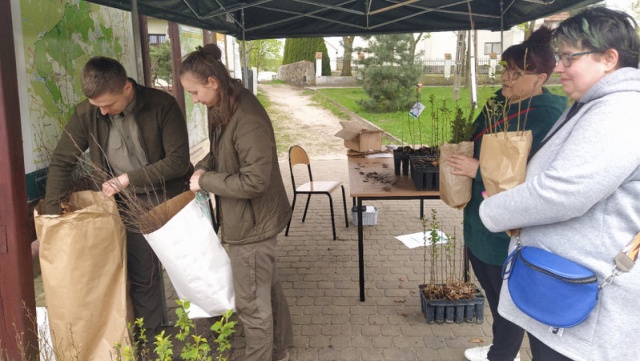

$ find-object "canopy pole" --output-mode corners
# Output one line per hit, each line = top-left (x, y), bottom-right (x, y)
(467, 2), (477, 109)
(241, 9), (249, 88)
(0, 0), (37, 357)
(130, 0), (145, 83)
(500, 0), (504, 53)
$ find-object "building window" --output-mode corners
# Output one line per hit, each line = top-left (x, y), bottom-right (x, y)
(484, 42), (502, 55)
(149, 34), (166, 46)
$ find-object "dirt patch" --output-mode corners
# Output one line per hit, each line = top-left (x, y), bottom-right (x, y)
(259, 84), (348, 161)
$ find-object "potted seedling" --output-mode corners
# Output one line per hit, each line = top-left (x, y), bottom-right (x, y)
(409, 95), (448, 190)
(418, 209), (484, 324)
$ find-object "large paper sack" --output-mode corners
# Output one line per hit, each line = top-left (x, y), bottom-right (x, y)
(479, 131), (532, 197)
(439, 141), (474, 209)
(35, 191), (130, 360)
(141, 192), (235, 318)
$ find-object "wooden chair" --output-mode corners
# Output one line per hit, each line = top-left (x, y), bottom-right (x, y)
(285, 145), (348, 240)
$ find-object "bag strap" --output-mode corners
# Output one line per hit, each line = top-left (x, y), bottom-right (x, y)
(501, 241), (522, 280)
(528, 102), (584, 161)
(601, 232), (640, 288)
(472, 108), (532, 142)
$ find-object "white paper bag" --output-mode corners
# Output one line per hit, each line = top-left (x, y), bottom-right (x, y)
(142, 192), (235, 318)
(37, 307), (56, 361)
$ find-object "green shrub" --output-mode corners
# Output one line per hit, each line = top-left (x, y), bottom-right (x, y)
(113, 300), (236, 361)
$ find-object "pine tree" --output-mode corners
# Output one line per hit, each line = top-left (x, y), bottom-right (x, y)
(357, 34), (423, 113)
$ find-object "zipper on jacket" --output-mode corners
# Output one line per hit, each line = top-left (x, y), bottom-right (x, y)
(249, 199), (257, 227)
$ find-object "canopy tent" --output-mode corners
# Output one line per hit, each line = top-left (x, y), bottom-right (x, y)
(88, 0), (601, 40)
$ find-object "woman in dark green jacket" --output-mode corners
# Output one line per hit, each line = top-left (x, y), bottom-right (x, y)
(447, 27), (567, 361)
(179, 44), (293, 361)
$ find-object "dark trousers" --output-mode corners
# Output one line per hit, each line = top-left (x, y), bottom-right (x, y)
(127, 230), (164, 338)
(528, 333), (574, 361)
(468, 250), (524, 361)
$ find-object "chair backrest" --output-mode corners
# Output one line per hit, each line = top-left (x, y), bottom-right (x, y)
(289, 145), (313, 189)
(289, 145), (310, 166)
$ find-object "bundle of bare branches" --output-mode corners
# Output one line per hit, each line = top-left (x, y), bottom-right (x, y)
(58, 134), (174, 234)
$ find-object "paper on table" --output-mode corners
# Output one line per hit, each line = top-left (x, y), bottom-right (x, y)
(396, 230), (448, 249)
(365, 152), (393, 158)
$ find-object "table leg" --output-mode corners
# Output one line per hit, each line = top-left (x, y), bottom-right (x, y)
(420, 199), (424, 219)
(357, 197), (365, 301)
(463, 245), (470, 283)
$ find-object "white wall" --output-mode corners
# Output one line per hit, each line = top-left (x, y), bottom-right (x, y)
(147, 18), (168, 35)
(323, 28), (524, 71)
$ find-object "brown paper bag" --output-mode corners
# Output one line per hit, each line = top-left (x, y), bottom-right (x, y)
(439, 141), (474, 209)
(479, 131), (533, 197)
(35, 191), (131, 360)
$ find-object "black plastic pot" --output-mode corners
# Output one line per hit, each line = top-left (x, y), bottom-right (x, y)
(393, 148), (411, 176)
(409, 155), (439, 190)
(419, 284), (485, 324)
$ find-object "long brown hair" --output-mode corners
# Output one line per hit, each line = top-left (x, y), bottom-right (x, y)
(179, 44), (243, 129)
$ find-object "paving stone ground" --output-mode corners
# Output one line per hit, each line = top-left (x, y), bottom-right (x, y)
(33, 83), (532, 360)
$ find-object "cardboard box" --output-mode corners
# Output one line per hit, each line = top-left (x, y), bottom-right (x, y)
(335, 121), (383, 152)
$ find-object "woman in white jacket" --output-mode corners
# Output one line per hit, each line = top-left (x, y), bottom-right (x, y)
(479, 7), (640, 361)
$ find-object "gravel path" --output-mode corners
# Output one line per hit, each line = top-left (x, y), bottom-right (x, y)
(259, 83), (348, 160)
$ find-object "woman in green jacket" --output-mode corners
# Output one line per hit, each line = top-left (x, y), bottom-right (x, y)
(447, 27), (567, 361)
(179, 44), (293, 361)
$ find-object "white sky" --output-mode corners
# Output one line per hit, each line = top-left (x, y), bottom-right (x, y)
(321, 0), (637, 62)
(604, 0), (635, 15)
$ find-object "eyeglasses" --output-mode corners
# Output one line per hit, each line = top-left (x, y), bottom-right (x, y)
(554, 51), (597, 67)
(501, 68), (531, 81)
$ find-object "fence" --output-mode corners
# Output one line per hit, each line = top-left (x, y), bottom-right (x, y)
(335, 56), (498, 78)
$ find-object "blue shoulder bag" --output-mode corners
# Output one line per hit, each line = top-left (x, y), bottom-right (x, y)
(502, 233), (639, 329)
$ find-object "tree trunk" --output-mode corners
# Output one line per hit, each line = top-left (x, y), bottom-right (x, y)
(409, 32), (423, 64)
(525, 20), (536, 39)
(341, 36), (354, 76)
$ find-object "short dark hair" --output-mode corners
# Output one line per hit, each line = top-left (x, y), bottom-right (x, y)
(81, 56), (128, 98)
(553, 7), (640, 69)
(502, 26), (555, 80)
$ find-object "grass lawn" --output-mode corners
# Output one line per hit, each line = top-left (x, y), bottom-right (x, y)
(314, 85), (566, 145)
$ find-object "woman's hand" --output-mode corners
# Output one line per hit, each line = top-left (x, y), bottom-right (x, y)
(190, 169), (206, 192)
(446, 154), (479, 178)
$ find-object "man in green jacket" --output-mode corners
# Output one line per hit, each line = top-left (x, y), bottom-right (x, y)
(44, 56), (193, 339)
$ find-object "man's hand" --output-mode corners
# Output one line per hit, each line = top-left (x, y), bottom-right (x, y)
(190, 169), (205, 192)
(102, 173), (130, 197)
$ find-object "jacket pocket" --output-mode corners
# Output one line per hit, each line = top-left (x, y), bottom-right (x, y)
(560, 294), (600, 344)
(220, 198), (255, 242)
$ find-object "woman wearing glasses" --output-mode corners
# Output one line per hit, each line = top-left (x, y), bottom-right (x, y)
(447, 26), (567, 361)
(479, 7), (640, 361)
